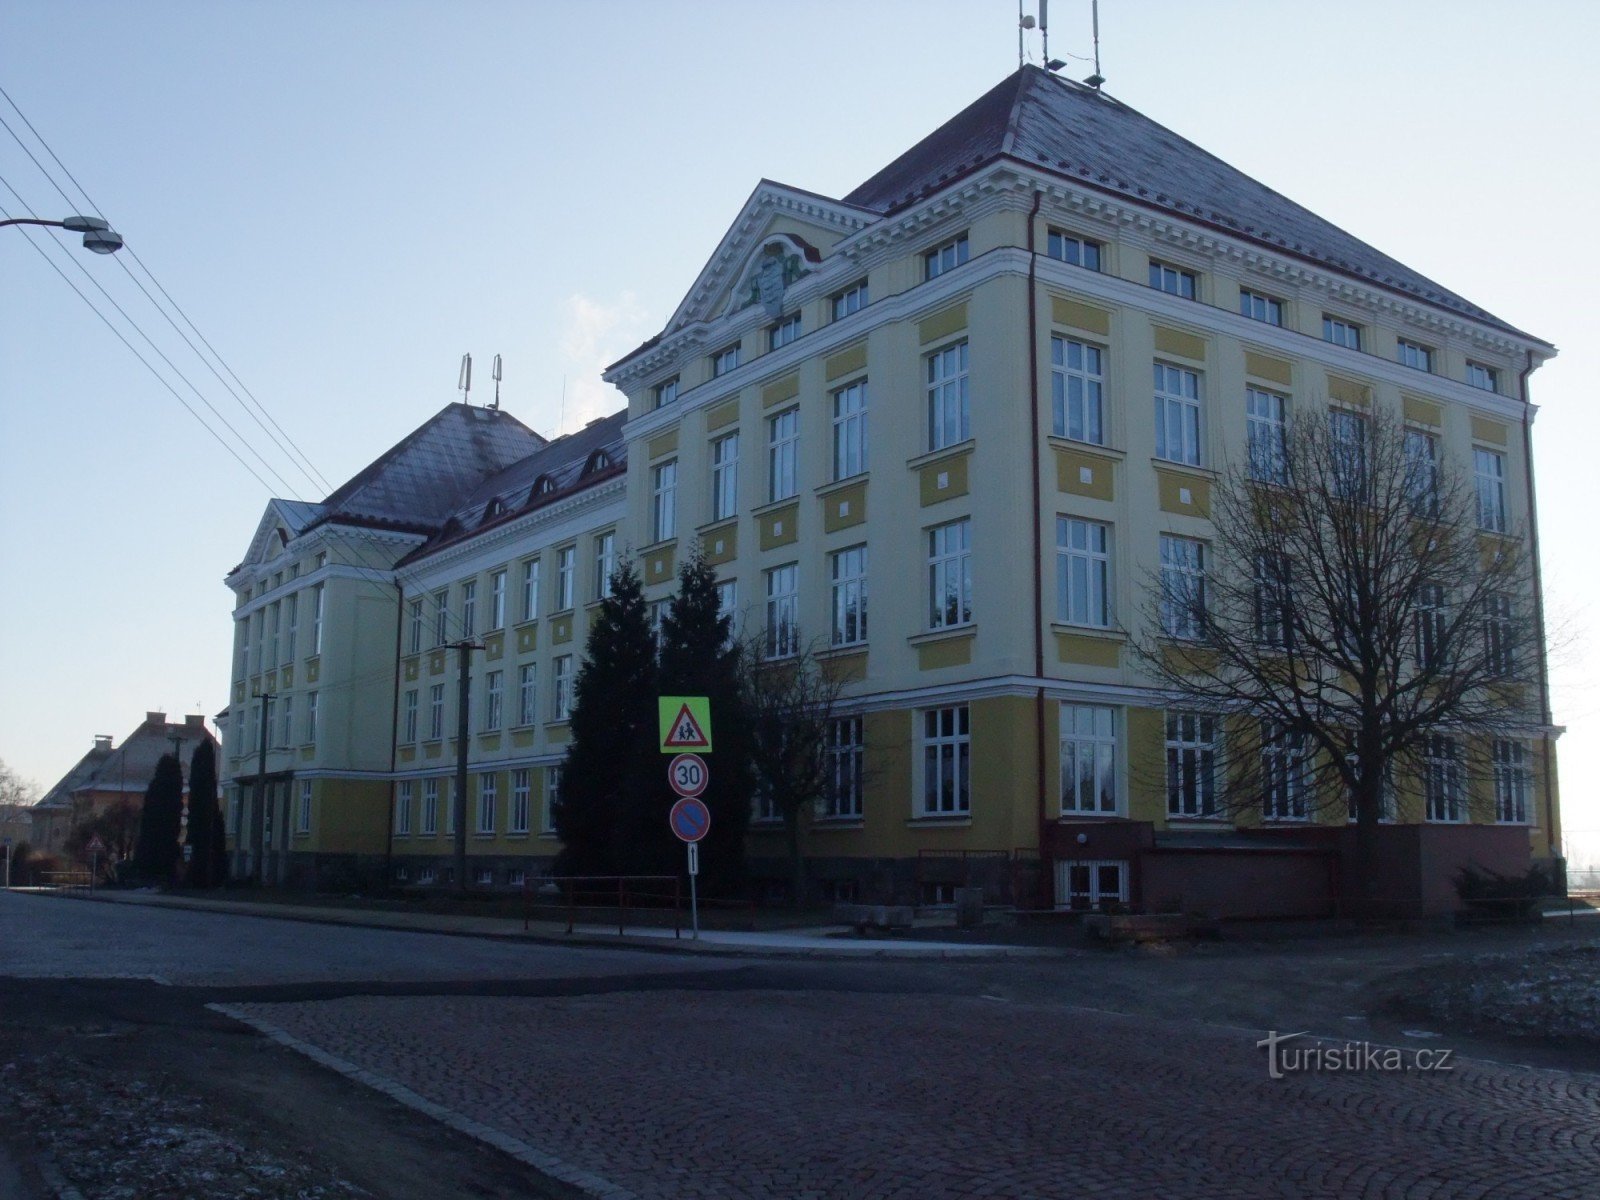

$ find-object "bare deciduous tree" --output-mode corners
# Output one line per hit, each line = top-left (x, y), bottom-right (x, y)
(1133, 405), (1544, 904)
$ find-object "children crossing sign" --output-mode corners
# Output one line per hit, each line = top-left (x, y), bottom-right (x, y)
(658, 696), (712, 752)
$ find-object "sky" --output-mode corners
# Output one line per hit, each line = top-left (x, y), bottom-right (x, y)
(2, 0), (1597, 860)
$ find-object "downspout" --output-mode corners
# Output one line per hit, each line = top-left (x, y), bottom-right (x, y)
(1518, 351), (1558, 863)
(384, 580), (403, 889)
(1027, 189), (1048, 903)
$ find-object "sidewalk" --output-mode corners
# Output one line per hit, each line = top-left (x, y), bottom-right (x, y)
(38, 889), (1064, 960)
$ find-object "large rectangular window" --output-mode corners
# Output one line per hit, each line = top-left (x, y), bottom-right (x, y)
(476, 773), (497, 835)
(710, 432), (739, 522)
(556, 546), (575, 611)
(460, 580), (477, 638)
(1466, 362), (1499, 393)
(521, 558), (540, 621)
(284, 595), (298, 664)
(1261, 723), (1309, 820)
(268, 601), (280, 667)
(396, 780), (413, 837)
(543, 766), (562, 834)
(923, 233), (969, 280)
(1160, 535), (1207, 639)
(921, 705), (970, 815)
(1322, 315), (1362, 350)
(1329, 409), (1368, 498)
(1493, 740), (1530, 824)
(402, 689), (418, 743)
(825, 716), (864, 819)
(926, 341), (970, 451)
(764, 563), (799, 659)
(832, 280), (868, 320)
(1165, 713), (1218, 818)
(1051, 337), (1104, 444)
(428, 683), (444, 740)
(518, 663), (537, 726)
(1148, 259), (1197, 298)
(1423, 735), (1464, 822)
(712, 344), (741, 377)
(831, 379), (868, 480)
(422, 779), (439, 835)
(1245, 387), (1287, 483)
(1485, 593), (1514, 677)
(1254, 552), (1292, 648)
(1056, 517), (1110, 628)
(595, 530), (617, 598)
(1239, 288), (1284, 326)
(297, 781), (312, 834)
(484, 670), (503, 731)
(305, 692), (318, 745)
(490, 570), (506, 630)
(408, 597), (424, 654)
(1414, 582), (1446, 670)
(927, 518), (973, 630)
(1397, 338), (1434, 373)
(433, 589), (448, 646)
(552, 655), (573, 721)
(1153, 363), (1202, 466)
(510, 769), (531, 834)
(278, 694), (293, 748)
(767, 313), (801, 351)
(1404, 429), (1439, 517)
(1060, 704), (1116, 814)
(1475, 448), (1507, 532)
(830, 545), (867, 647)
(1047, 229), (1101, 270)
(653, 376), (678, 409)
(652, 460), (678, 542)
(767, 408), (798, 503)
(312, 583), (325, 654)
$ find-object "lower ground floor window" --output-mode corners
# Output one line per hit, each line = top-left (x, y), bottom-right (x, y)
(1056, 859), (1128, 911)
(296, 781), (312, 833)
(475, 867), (494, 886)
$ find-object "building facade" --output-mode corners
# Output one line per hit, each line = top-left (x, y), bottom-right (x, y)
(225, 67), (1561, 913)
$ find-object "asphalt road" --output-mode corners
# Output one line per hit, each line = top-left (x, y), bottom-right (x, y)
(3, 891), (1598, 1199)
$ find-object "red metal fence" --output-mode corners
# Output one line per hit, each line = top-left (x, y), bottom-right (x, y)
(523, 875), (682, 937)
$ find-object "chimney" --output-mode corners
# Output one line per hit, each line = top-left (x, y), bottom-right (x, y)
(145, 710), (167, 725)
(184, 714), (206, 729)
(93, 735), (113, 752)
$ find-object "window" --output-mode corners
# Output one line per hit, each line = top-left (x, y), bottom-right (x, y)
(767, 408), (798, 502)
(715, 579), (737, 624)
(764, 563), (799, 659)
(533, 475), (557, 498)
(1060, 704), (1116, 814)
(767, 313), (801, 351)
(1051, 337), (1104, 444)
(556, 546), (575, 610)
(1047, 229), (1101, 270)
(1254, 553), (1293, 648)
(1485, 593), (1514, 677)
(268, 601), (279, 667)
(521, 558), (540, 622)
(1153, 363), (1202, 466)
(284, 595), (298, 663)
(710, 432), (739, 522)
(1397, 339), (1434, 373)
(825, 716), (864, 819)
(830, 545), (867, 647)
(396, 780), (413, 837)
(831, 379), (868, 480)
(422, 779), (439, 835)
(433, 589), (449, 646)
(237, 619), (249, 680)
(1165, 713), (1218, 818)
(923, 233), (969, 280)
(832, 280), (868, 320)
(315, 552), (327, 570)
(1058, 860), (1129, 911)
(926, 341), (970, 451)
(1405, 429), (1439, 517)
(543, 766), (562, 833)
(653, 376), (678, 409)
(476, 774), (496, 834)
(1239, 288), (1284, 326)
(490, 571), (506, 630)
(254, 610), (264, 673)
(1261, 723), (1309, 820)
(1245, 387), (1287, 483)
(653, 456), (679, 541)
(648, 598), (669, 649)
(712, 344), (741, 377)
(1475, 448), (1507, 532)
(921, 705), (970, 815)
(279, 694), (293, 748)
(1148, 260), (1197, 299)
(305, 692), (318, 745)
(1322, 315), (1362, 350)
(428, 684), (445, 740)
(1159, 535), (1207, 639)
(1466, 361), (1499, 393)
(1493, 740), (1531, 824)
(1415, 582), (1447, 670)
(297, 781), (312, 833)
(1329, 409), (1368, 498)
(595, 530), (617, 598)
(510, 769), (531, 834)
(408, 598), (423, 654)
(927, 518), (973, 630)
(1056, 518), (1110, 628)
(484, 670), (502, 731)
(446, 779), (457, 836)
(1423, 735), (1464, 822)
(552, 655), (573, 721)
(518, 664), (537, 726)
(460, 580), (477, 638)
(312, 583), (325, 654)
(403, 690), (418, 743)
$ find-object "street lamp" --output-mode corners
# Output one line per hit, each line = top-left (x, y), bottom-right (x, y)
(0, 213), (123, 254)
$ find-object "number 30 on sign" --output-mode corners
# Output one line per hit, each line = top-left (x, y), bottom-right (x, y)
(668, 753), (708, 798)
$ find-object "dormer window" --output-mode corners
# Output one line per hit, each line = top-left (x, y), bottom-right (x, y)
(653, 377), (678, 409)
(532, 475), (557, 500)
(482, 498), (505, 524)
(585, 450), (611, 474)
(712, 344), (741, 377)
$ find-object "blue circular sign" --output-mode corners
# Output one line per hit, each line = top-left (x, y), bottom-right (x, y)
(669, 796), (711, 843)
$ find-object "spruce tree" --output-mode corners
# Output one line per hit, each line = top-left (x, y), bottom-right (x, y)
(659, 549), (752, 896)
(184, 740), (225, 888)
(132, 754), (184, 884)
(552, 558), (663, 876)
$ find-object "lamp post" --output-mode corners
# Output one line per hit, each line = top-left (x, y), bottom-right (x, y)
(0, 214), (123, 254)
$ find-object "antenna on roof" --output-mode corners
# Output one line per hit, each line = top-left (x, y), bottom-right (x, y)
(1040, 0), (1049, 64)
(458, 353), (472, 405)
(491, 354), (502, 410)
(1085, 0), (1105, 88)
(1017, 0), (1035, 69)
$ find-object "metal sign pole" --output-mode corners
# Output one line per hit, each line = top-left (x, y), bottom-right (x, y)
(4, 842), (10, 890)
(687, 841), (700, 940)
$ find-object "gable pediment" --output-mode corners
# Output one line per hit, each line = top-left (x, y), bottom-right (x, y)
(237, 499), (322, 576)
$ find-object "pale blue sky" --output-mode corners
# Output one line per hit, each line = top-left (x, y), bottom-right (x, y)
(3, 1), (1597, 858)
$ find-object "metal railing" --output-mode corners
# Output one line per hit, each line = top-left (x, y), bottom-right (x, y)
(523, 875), (682, 937)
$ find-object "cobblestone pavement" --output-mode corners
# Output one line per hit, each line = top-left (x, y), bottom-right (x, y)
(227, 990), (1600, 1200)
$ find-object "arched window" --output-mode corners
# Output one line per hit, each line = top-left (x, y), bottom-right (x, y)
(585, 450), (611, 474)
(531, 475), (557, 500)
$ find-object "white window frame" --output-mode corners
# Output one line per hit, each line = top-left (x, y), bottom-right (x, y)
(1055, 517), (1110, 628)
(556, 546), (575, 611)
(521, 558), (540, 622)
(510, 769), (531, 835)
(403, 689), (418, 743)
(1329, 408), (1368, 498)
(1493, 740), (1531, 824)
(1056, 860), (1129, 911)
(1261, 723), (1310, 820)
(1239, 288), (1284, 325)
(831, 280), (868, 320)
(1165, 713), (1219, 818)
(543, 766), (562, 834)
(712, 343), (741, 377)
(824, 715), (864, 819)
(460, 580), (477, 638)
(1485, 593), (1514, 678)
(710, 432), (739, 522)
(764, 563), (799, 660)
(396, 780), (413, 837)
(490, 570), (506, 630)
(552, 655), (573, 721)
(926, 340), (970, 451)
(305, 692), (318, 745)
(476, 773), (496, 835)
(1148, 259), (1197, 298)
(484, 669), (503, 731)
(830, 544), (868, 647)
(927, 517), (973, 631)
(408, 597), (423, 654)
(652, 459), (678, 543)
(312, 583), (325, 655)
(768, 313), (801, 351)
(1159, 535), (1207, 640)
(1423, 735), (1465, 822)
(1059, 704), (1117, 815)
(920, 705), (971, 816)
(831, 378), (868, 481)
(1397, 338), (1434, 373)
(428, 683), (445, 740)
(422, 779), (439, 835)
(653, 376), (678, 409)
(1245, 387), (1287, 483)
(284, 594), (298, 664)
(1415, 581), (1447, 670)
(268, 600), (280, 667)
(923, 233), (969, 280)
(1046, 229), (1101, 270)
(518, 663), (537, 727)
(1153, 362), (1202, 466)
(1322, 315), (1362, 350)
(767, 408), (798, 503)
(1405, 428), (1440, 517)
(297, 780), (312, 833)
(1475, 448), (1507, 532)
(1051, 336), (1104, 445)
(279, 694), (293, 748)
(1466, 361), (1499, 393)
(595, 530), (617, 598)
(433, 588), (448, 646)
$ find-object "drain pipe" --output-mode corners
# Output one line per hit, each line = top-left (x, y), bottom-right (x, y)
(1518, 351), (1558, 863)
(1026, 189), (1048, 893)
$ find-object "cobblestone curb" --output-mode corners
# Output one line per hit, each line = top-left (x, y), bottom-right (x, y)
(209, 1004), (635, 1200)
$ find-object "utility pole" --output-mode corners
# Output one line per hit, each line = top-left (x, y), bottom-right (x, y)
(452, 641), (484, 892)
(252, 693), (273, 886)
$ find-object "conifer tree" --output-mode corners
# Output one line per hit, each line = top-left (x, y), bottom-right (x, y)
(184, 740), (226, 888)
(132, 754), (184, 884)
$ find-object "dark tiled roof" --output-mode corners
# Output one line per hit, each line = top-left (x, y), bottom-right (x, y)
(402, 409), (628, 563)
(844, 67), (1542, 343)
(38, 716), (219, 807)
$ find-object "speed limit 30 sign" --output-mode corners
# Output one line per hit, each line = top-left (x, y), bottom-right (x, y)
(667, 753), (708, 799)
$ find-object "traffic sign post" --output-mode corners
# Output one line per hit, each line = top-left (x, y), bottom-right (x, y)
(667, 753), (708, 799)
(669, 796), (711, 939)
(659, 696), (713, 753)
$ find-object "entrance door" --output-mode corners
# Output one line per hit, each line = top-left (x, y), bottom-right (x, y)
(1055, 859), (1129, 911)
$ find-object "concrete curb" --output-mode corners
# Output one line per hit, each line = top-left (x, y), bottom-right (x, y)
(209, 1004), (636, 1200)
(36, 890), (1068, 960)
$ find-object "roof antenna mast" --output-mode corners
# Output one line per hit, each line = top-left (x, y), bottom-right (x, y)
(491, 353), (502, 410)
(1017, 0), (1035, 69)
(1086, 0), (1105, 89)
(458, 353), (472, 406)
